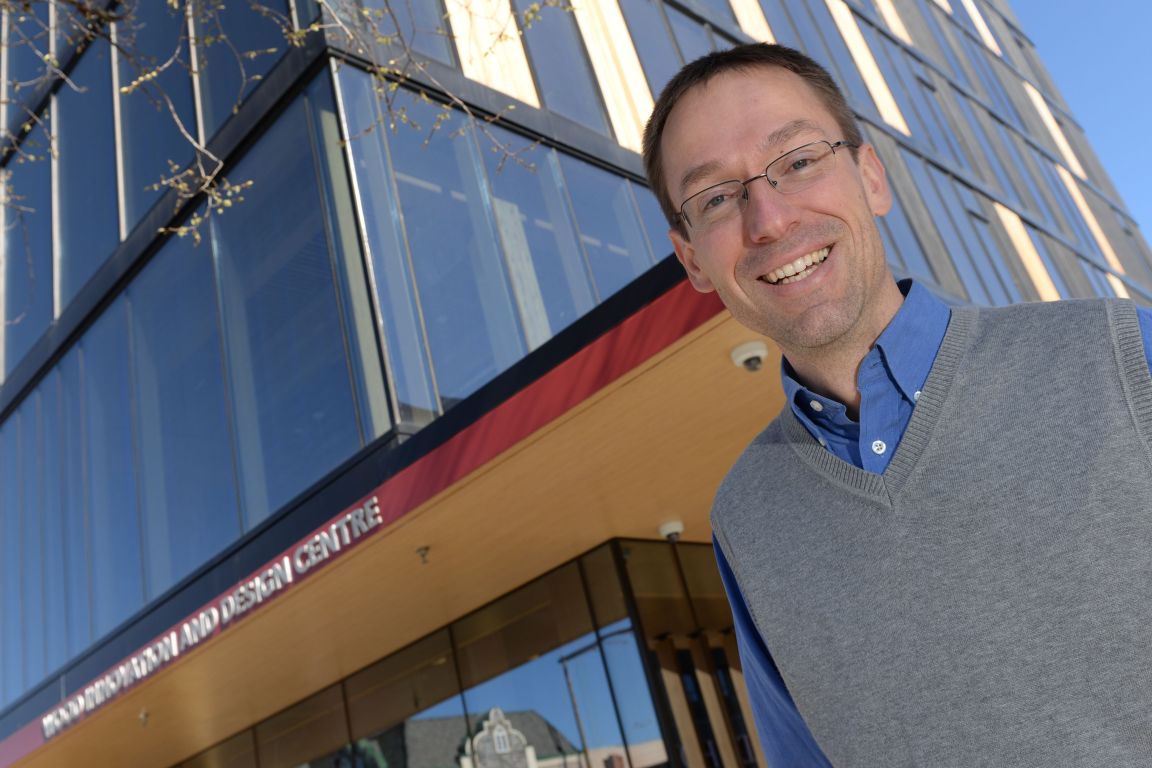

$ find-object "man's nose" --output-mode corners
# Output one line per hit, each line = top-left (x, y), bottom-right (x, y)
(742, 175), (800, 243)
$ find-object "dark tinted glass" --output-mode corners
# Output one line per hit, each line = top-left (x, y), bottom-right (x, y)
(482, 126), (596, 346)
(83, 301), (146, 637)
(56, 40), (119, 305)
(344, 630), (467, 763)
(454, 564), (632, 767)
(3, 119), (52, 375)
(559, 156), (656, 300)
(19, 401), (46, 688)
(128, 232), (242, 596)
(59, 351), (91, 657)
(211, 88), (362, 526)
(512, 0), (610, 134)
(255, 685), (349, 768)
(117, 1), (197, 228)
(337, 68), (439, 424)
(194, 0), (290, 139)
(386, 95), (526, 406)
(0, 419), (23, 704)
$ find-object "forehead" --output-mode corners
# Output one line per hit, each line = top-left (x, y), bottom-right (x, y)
(660, 66), (839, 198)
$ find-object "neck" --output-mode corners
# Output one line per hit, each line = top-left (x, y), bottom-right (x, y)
(782, 280), (906, 420)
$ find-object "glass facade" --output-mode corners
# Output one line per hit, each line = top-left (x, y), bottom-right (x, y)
(0, 0), (1150, 763)
(175, 541), (749, 768)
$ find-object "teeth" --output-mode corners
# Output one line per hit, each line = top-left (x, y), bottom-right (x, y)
(763, 247), (829, 285)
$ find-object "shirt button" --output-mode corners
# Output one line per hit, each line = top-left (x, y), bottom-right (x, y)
(818, 437), (828, 448)
(871, 440), (887, 455)
(913, 390), (922, 402)
(809, 400), (824, 412)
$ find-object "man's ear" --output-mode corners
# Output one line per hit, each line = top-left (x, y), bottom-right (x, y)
(671, 228), (716, 293)
(857, 144), (892, 217)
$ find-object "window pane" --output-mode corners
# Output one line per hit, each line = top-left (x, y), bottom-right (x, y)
(345, 630), (468, 764)
(128, 232), (241, 596)
(56, 40), (119, 304)
(255, 684), (349, 768)
(83, 300), (145, 637)
(19, 400), (46, 688)
(619, 0), (682, 95)
(58, 350), (92, 656)
(358, 0), (455, 64)
(511, 0), (610, 135)
(633, 181), (673, 261)
(454, 564), (633, 768)
(387, 95), (526, 407)
(117, 1), (197, 228)
(559, 156), (656, 300)
(40, 375), (69, 673)
(337, 67), (439, 424)
(0, 419), (23, 704)
(666, 6), (713, 65)
(3, 118), (53, 375)
(212, 91), (362, 526)
(194, 0), (290, 140)
(483, 127), (596, 347)
(2, 5), (50, 138)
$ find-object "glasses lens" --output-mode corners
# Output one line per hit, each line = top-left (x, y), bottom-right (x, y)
(684, 181), (746, 229)
(769, 141), (836, 195)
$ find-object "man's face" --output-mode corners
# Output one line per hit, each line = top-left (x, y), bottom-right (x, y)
(661, 66), (896, 356)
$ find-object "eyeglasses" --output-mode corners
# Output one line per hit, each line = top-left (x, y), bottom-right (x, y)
(677, 140), (857, 232)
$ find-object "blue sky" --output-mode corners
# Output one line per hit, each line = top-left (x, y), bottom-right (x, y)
(1010, 0), (1151, 237)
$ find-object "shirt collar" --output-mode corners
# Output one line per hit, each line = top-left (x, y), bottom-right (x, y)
(781, 279), (951, 415)
(872, 279), (951, 403)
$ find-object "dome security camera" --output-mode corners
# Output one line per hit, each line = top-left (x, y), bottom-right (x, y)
(730, 340), (769, 372)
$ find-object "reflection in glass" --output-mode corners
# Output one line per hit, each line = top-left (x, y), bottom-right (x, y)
(20, 399), (46, 689)
(621, 541), (695, 638)
(3, 118), (52, 375)
(83, 300), (146, 637)
(59, 351), (91, 657)
(455, 565), (631, 768)
(359, 0), (455, 64)
(559, 156), (656, 301)
(342, 630), (468, 767)
(387, 94), (525, 406)
(337, 68), (439, 424)
(56, 40), (119, 305)
(0, 419), (23, 705)
(510, 0), (610, 135)
(40, 375), (69, 674)
(117, 1), (197, 228)
(666, 6), (714, 65)
(483, 126), (596, 348)
(194, 0), (290, 140)
(619, 0), (683, 95)
(212, 86), (362, 526)
(2, 4), (50, 137)
(128, 232), (241, 597)
(256, 685), (349, 768)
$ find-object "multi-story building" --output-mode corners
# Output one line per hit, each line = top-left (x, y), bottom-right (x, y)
(0, 0), (1147, 765)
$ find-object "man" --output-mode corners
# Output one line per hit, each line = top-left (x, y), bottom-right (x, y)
(642, 43), (1152, 766)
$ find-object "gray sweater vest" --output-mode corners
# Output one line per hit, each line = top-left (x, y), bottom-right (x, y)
(714, 299), (1152, 767)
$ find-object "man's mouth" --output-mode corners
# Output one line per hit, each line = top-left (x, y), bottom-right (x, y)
(761, 247), (830, 285)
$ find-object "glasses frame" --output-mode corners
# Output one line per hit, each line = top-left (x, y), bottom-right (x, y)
(677, 139), (858, 231)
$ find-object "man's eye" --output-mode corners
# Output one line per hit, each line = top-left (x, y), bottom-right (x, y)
(702, 192), (732, 210)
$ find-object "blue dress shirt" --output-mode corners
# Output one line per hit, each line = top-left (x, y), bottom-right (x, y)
(716, 281), (1152, 766)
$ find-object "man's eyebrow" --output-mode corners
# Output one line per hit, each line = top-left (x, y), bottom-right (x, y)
(758, 119), (824, 155)
(675, 119), (826, 199)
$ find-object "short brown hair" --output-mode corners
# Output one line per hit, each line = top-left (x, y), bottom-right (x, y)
(641, 43), (864, 238)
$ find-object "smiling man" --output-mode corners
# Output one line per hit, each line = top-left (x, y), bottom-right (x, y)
(643, 43), (1152, 766)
